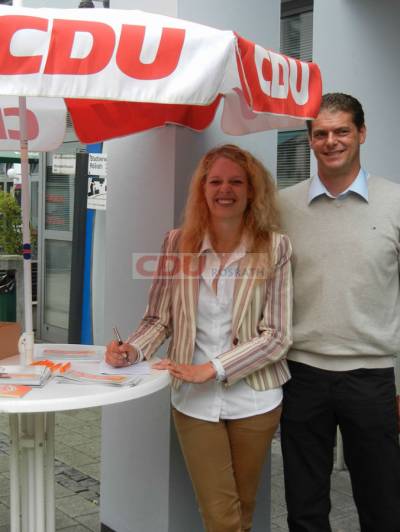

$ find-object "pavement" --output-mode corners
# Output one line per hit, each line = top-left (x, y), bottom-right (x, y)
(0, 408), (361, 532)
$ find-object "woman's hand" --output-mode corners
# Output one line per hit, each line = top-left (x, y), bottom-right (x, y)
(152, 359), (216, 383)
(105, 340), (138, 367)
(151, 359), (174, 371)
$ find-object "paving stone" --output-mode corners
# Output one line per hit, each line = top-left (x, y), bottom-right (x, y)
(75, 463), (101, 482)
(55, 444), (96, 467)
(330, 489), (357, 518)
(56, 420), (90, 436)
(58, 430), (92, 448)
(55, 426), (72, 439)
(331, 470), (354, 496)
(271, 501), (287, 520)
(0, 495), (9, 508)
(55, 508), (77, 529)
(57, 475), (81, 490)
(75, 512), (101, 532)
(271, 474), (285, 489)
(55, 464), (100, 503)
(56, 526), (92, 532)
(271, 513), (289, 530)
(73, 440), (101, 458)
(0, 436), (9, 452)
(0, 475), (9, 498)
(81, 416), (101, 427)
(0, 501), (10, 526)
(0, 457), (9, 474)
(74, 425), (102, 439)
(55, 494), (98, 518)
(61, 408), (97, 419)
(80, 490), (100, 505)
(0, 418), (9, 435)
(69, 469), (89, 482)
(331, 513), (361, 532)
(55, 482), (76, 499)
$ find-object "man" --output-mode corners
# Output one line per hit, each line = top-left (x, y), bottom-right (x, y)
(279, 93), (400, 532)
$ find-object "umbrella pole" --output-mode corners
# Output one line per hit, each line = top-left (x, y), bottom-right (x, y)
(14, 0), (34, 367)
(18, 95), (34, 365)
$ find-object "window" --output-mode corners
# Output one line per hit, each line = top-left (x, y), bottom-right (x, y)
(277, 130), (310, 189)
(281, 3), (313, 62)
(277, 1), (313, 189)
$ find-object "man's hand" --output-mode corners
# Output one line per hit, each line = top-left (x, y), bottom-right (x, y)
(152, 359), (216, 383)
(105, 340), (138, 367)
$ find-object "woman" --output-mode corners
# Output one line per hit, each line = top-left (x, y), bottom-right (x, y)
(105, 144), (292, 532)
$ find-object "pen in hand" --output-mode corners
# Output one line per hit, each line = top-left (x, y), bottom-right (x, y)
(113, 326), (129, 362)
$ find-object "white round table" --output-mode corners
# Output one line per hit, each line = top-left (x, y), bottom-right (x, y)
(0, 355), (170, 532)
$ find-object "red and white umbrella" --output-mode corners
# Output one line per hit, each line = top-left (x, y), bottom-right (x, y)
(0, 6), (321, 142)
(0, 5), (322, 363)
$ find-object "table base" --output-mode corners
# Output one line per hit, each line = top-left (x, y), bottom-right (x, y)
(9, 412), (55, 532)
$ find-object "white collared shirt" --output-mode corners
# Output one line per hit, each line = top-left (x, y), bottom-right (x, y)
(171, 237), (282, 422)
(308, 168), (369, 204)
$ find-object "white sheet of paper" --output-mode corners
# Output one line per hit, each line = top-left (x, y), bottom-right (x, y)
(99, 360), (151, 376)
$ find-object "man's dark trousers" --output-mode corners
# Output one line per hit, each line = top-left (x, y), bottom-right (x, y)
(281, 360), (400, 532)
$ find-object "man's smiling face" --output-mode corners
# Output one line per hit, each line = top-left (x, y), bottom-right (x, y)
(309, 109), (366, 181)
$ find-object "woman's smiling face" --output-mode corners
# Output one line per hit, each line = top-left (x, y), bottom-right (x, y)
(203, 156), (251, 224)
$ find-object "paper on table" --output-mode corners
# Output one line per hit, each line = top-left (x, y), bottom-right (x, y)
(56, 370), (138, 386)
(0, 384), (32, 398)
(0, 365), (51, 386)
(99, 360), (151, 376)
(34, 343), (105, 361)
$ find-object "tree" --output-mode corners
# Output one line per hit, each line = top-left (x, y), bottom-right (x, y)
(0, 191), (22, 254)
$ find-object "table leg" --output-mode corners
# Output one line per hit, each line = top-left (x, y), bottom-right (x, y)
(34, 414), (46, 531)
(9, 414), (21, 532)
(25, 415), (36, 532)
(20, 416), (28, 532)
(45, 413), (55, 532)
(9, 413), (57, 532)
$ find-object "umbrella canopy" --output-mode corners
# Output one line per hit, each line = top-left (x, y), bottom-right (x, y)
(0, 5), (322, 365)
(0, 95), (66, 151)
(0, 5), (322, 145)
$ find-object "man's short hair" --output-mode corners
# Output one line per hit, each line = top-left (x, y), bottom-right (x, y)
(307, 93), (365, 134)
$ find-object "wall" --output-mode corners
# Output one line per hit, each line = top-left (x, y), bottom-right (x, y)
(313, 0), (400, 183)
(174, 0), (280, 225)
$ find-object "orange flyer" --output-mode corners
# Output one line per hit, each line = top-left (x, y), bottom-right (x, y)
(0, 384), (32, 398)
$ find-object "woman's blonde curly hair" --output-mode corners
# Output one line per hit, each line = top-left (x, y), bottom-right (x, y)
(179, 144), (280, 263)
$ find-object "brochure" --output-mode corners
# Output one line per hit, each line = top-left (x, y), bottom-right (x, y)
(0, 384), (32, 398)
(99, 360), (151, 376)
(34, 344), (105, 362)
(56, 369), (139, 387)
(0, 365), (51, 386)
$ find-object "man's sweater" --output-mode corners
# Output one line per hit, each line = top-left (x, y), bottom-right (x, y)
(279, 175), (400, 371)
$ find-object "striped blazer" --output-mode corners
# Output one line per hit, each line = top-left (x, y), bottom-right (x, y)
(128, 229), (293, 391)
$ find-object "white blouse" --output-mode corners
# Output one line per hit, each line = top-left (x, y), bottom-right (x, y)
(171, 238), (282, 422)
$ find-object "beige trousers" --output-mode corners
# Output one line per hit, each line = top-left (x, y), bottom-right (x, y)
(172, 405), (281, 532)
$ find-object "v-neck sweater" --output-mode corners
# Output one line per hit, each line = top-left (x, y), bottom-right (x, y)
(279, 175), (400, 371)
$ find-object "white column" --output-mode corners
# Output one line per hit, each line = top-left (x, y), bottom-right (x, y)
(100, 1), (280, 531)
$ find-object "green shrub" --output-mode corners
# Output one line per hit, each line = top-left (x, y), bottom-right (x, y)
(0, 191), (23, 254)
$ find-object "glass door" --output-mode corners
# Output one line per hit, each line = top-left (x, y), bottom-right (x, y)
(39, 142), (81, 342)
